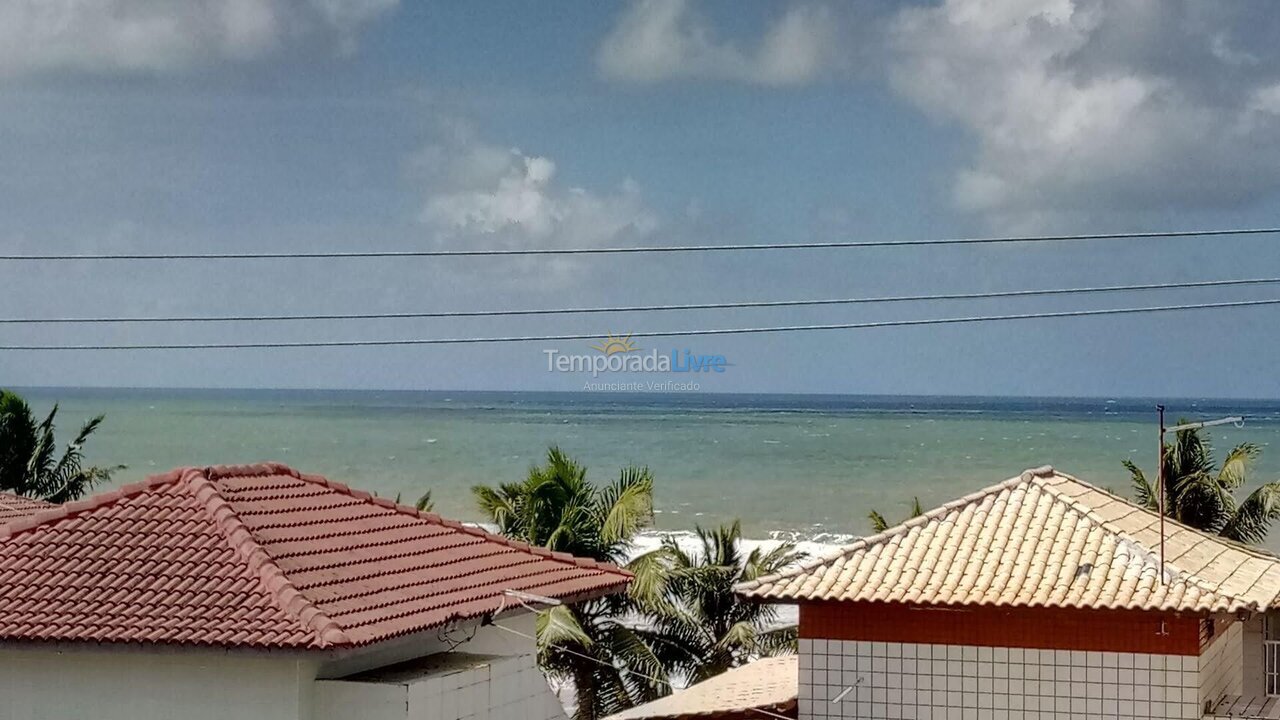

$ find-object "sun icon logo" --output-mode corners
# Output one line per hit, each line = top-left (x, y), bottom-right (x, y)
(591, 333), (639, 355)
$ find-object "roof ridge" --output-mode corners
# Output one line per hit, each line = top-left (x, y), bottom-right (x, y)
(1029, 471), (1251, 609)
(184, 467), (351, 648)
(0, 468), (185, 540)
(282, 464), (634, 581)
(1047, 468), (1280, 562)
(736, 467), (1054, 594)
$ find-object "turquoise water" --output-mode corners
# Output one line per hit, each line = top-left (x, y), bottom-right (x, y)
(15, 388), (1280, 543)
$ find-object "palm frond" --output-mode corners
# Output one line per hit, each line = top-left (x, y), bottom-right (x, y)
(755, 625), (799, 656)
(0, 390), (38, 494)
(537, 604), (594, 655)
(742, 542), (803, 583)
(867, 509), (889, 533)
(543, 446), (588, 488)
(545, 522), (584, 556)
(1219, 443), (1261, 489)
(626, 547), (675, 611)
(1124, 460), (1158, 511)
(1173, 474), (1231, 534)
(598, 624), (673, 703)
(25, 405), (59, 496)
(712, 620), (757, 654)
(660, 533), (695, 568)
(44, 415), (110, 501)
(42, 464), (124, 504)
(414, 490), (434, 512)
(472, 483), (521, 535)
(0, 396), (117, 502)
(1172, 423), (1214, 482)
(587, 666), (633, 720)
(596, 465), (654, 547)
(1221, 482), (1280, 545)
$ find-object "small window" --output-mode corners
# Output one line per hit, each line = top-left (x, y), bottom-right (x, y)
(1267, 613), (1280, 642)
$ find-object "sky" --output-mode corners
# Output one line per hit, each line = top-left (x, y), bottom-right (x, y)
(3, 0), (1280, 397)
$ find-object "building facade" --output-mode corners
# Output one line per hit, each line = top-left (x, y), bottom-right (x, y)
(0, 463), (632, 720)
(739, 467), (1280, 720)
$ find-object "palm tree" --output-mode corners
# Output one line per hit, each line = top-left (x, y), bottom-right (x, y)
(472, 447), (672, 720)
(639, 521), (803, 685)
(867, 497), (924, 533)
(414, 490), (434, 512)
(0, 390), (122, 503)
(1125, 424), (1280, 545)
(394, 490), (435, 512)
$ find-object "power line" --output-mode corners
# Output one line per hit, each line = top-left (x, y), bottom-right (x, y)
(3, 227), (1277, 260)
(3, 297), (1277, 350)
(3, 276), (1278, 324)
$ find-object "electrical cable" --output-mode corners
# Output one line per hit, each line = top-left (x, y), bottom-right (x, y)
(4, 297), (1277, 350)
(3, 227), (1276, 260)
(3, 276), (1277, 324)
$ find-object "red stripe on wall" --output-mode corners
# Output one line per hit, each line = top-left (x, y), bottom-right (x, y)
(799, 602), (1203, 656)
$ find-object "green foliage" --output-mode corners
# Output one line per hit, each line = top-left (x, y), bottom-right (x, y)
(637, 520), (805, 685)
(867, 497), (924, 534)
(0, 390), (122, 503)
(473, 448), (808, 718)
(472, 447), (666, 720)
(1125, 424), (1280, 545)
(414, 490), (434, 512)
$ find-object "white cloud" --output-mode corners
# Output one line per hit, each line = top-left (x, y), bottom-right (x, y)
(887, 0), (1280, 228)
(418, 133), (658, 252)
(1250, 84), (1280, 118)
(0, 0), (397, 77)
(597, 0), (837, 86)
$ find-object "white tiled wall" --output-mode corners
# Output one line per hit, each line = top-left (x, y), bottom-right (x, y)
(798, 639), (1200, 720)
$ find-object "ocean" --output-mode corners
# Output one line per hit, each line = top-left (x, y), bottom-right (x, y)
(14, 387), (1280, 552)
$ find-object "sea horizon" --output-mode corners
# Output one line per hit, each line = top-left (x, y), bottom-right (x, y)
(12, 386), (1280, 552)
(15, 384), (1280, 403)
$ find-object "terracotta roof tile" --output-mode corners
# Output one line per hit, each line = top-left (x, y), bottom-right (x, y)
(737, 466), (1280, 613)
(604, 655), (797, 720)
(0, 463), (631, 649)
(0, 492), (52, 523)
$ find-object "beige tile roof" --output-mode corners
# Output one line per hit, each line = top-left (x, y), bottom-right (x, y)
(737, 466), (1280, 613)
(604, 655), (797, 720)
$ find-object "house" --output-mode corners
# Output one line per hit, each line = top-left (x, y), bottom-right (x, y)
(605, 654), (799, 720)
(0, 463), (632, 720)
(736, 466), (1280, 720)
(0, 491), (50, 522)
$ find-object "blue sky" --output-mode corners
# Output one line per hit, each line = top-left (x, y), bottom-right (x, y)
(3, 0), (1280, 397)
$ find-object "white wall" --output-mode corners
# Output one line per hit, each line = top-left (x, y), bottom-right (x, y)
(316, 615), (538, 680)
(1199, 617), (1245, 709)
(313, 615), (567, 720)
(799, 639), (1200, 720)
(0, 647), (319, 720)
(0, 616), (563, 720)
(314, 652), (567, 720)
(1242, 615), (1266, 698)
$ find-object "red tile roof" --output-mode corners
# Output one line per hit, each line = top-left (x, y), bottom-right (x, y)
(0, 492), (52, 523)
(0, 463), (631, 650)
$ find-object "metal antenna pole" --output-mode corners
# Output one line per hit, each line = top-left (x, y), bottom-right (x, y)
(1153, 410), (1243, 585)
(1157, 405), (1165, 582)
